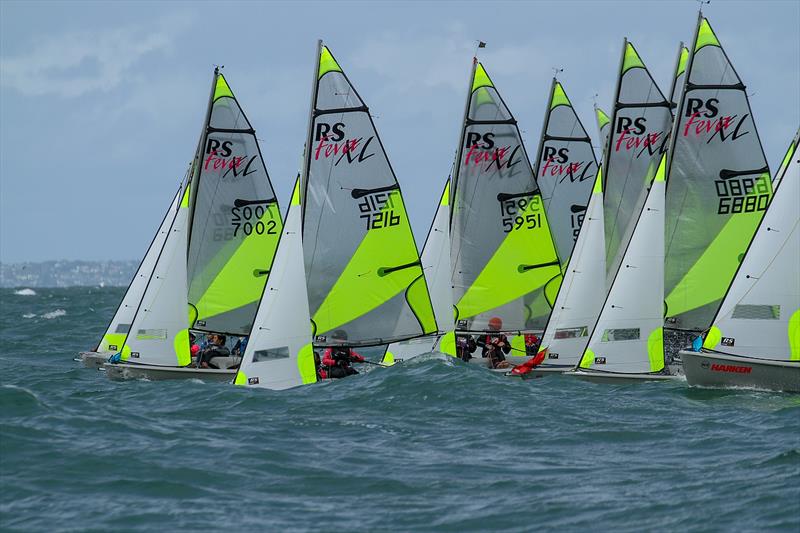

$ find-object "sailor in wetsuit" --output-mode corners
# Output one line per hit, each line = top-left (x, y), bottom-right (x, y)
(476, 317), (512, 369)
(455, 334), (477, 362)
(319, 330), (364, 379)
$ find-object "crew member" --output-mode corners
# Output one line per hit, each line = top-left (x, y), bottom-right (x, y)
(476, 317), (511, 369)
(320, 330), (364, 379)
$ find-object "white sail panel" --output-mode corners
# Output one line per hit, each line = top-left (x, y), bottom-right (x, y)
(96, 185), (182, 354)
(235, 181), (318, 389)
(579, 156), (667, 374)
(121, 187), (191, 366)
(539, 168), (606, 367)
(702, 129), (799, 360)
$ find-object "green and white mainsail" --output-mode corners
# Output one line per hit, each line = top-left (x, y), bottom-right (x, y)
(235, 178), (318, 389)
(384, 179), (455, 362)
(700, 128), (799, 360)
(118, 179), (193, 366)
(187, 69), (282, 336)
(94, 181), (183, 355)
(602, 40), (673, 281)
(302, 44), (436, 346)
(450, 60), (561, 333)
(534, 79), (599, 265)
(664, 16), (773, 332)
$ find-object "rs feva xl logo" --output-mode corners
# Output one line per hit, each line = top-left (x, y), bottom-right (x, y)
(314, 122), (375, 165)
(540, 147), (592, 183)
(613, 116), (667, 157)
(463, 132), (520, 171)
(682, 98), (749, 142)
(204, 138), (259, 178)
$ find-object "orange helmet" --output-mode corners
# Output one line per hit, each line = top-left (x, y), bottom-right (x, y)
(488, 317), (503, 331)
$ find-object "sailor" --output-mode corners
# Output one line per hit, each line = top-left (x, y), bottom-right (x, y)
(476, 317), (511, 369)
(198, 333), (230, 368)
(455, 334), (477, 362)
(320, 330), (364, 379)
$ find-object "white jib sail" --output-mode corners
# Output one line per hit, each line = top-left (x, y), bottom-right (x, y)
(96, 185), (182, 354)
(579, 156), (667, 374)
(702, 130), (800, 361)
(235, 181), (317, 389)
(385, 180), (454, 362)
(539, 168), (606, 367)
(121, 187), (191, 366)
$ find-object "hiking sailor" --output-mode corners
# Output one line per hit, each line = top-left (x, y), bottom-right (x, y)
(319, 330), (365, 379)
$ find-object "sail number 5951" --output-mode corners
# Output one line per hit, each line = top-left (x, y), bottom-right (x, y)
(500, 195), (542, 233)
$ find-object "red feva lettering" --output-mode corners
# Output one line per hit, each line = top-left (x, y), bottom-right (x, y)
(683, 112), (734, 137)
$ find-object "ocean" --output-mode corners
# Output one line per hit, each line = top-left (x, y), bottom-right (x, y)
(1, 287), (798, 531)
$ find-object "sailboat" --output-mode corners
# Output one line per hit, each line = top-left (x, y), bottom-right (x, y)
(446, 59), (562, 370)
(567, 39), (678, 382)
(519, 80), (602, 376)
(680, 128), (799, 392)
(79, 177), (184, 369)
(235, 42), (436, 390)
(104, 69), (283, 381)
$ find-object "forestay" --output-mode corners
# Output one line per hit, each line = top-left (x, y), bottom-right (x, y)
(701, 128), (799, 360)
(95, 183), (182, 354)
(664, 16), (772, 332)
(534, 79), (599, 265)
(235, 179), (318, 389)
(302, 45), (436, 346)
(450, 61), (561, 333)
(602, 41), (673, 282)
(120, 183), (192, 366)
(187, 70), (282, 336)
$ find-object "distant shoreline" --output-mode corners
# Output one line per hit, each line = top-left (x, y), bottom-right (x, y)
(1, 260), (137, 288)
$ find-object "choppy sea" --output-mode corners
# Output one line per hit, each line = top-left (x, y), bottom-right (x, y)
(1, 287), (798, 532)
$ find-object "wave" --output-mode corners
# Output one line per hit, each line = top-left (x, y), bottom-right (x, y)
(41, 309), (66, 319)
(13, 288), (36, 296)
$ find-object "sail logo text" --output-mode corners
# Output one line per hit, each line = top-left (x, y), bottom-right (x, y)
(682, 99), (749, 143)
(314, 122), (375, 165)
(204, 139), (259, 178)
(464, 132), (520, 172)
(358, 191), (400, 230)
(710, 363), (752, 374)
(540, 147), (593, 183)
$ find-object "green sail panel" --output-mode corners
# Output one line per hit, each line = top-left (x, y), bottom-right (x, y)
(186, 71), (282, 336)
(664, 16), (772, 332)
(302, 45), (436, 346)
(671, 44), (690, 107)
(595, 105), (611, 148)
(535, 79), (599, 265)
(450, 62), (561, 333)
(602, 40), (673, 281)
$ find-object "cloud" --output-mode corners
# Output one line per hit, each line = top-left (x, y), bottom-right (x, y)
(0, 14), (191, 98)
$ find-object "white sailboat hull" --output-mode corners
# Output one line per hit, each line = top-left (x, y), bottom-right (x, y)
(565, 369), (681, 384)
(103, 362), (236, 382)
(78, 351), (110, 369)
(679, 350), (800, 393)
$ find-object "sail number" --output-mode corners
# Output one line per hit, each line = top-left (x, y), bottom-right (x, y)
(500, 195), (542, 234)
(358, 192), (400, 230)
(715, 176), (770, 215)
(231, 205), (277, 237)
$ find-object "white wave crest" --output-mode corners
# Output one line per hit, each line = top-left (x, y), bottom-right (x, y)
(14, 288), (36, 296)
(23, 313), (36, 319)
(41, 309), (66, 319)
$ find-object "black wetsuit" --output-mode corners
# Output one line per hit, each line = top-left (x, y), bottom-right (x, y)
(456, 335), (477, 362)
(476, 334), (511, 367)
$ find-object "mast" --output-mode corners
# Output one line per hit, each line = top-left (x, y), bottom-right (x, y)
(300, 40), (323, 225)
(532, 78), (558, 185)
(448, 57), (479, 221)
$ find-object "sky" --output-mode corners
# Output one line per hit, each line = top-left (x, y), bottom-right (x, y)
(1, 0), (798, 262)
